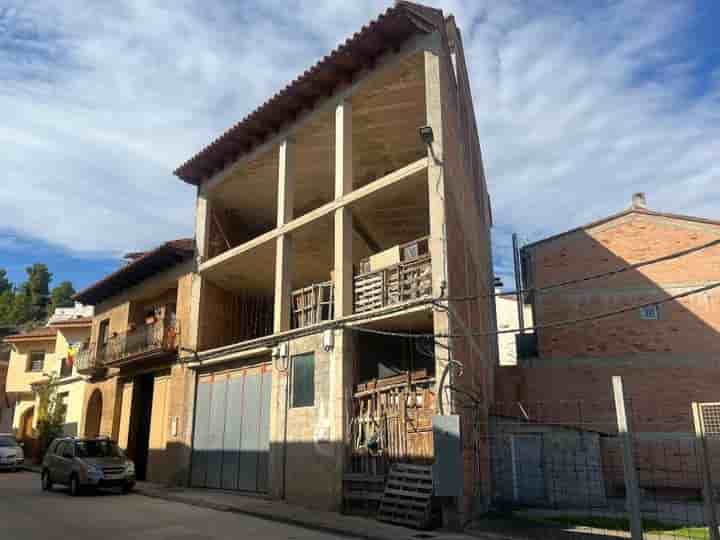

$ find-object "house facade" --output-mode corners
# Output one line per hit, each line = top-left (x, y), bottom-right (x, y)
(3, 316), (92, 452)
(170, 2), (495, 519)
(496, 193), (720, 434)
(73, 238), (195, 485)
(65, 2), (495, 522)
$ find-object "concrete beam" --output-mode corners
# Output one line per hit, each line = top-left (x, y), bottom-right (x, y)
(199, 157), (428, 275)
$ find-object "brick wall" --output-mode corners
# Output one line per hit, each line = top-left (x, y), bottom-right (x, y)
(525, 212), (720, 359)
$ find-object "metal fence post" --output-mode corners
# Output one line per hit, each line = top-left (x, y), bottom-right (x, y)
(692, 402), (720, 540)
(612, 376), (643, 540)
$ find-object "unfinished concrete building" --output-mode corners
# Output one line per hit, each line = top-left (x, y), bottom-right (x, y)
(174, 2), (495, 519)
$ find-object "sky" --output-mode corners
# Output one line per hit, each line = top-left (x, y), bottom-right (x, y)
(0, 0), (718, 291)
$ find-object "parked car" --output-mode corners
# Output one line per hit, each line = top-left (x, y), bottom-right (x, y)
(41, 437), (135, 495)
(0, 433), (24, 471)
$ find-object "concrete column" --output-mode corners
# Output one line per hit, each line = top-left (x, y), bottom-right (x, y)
(334, 100), (353, 318)
(425, 46), (451, 403)
(274, 139), (295, 333)
(188, 184), (211, 353)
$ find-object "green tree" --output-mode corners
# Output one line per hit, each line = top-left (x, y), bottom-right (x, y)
(34, 373), (67, 453)
(49, 281), (76, 314)
(0, 289), (14, 326)
(11, 289), (32, 325)
(0, 269), (10, 294)
(21, 264), (52, 322)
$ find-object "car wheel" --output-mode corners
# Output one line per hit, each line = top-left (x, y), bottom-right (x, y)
(69, 474), (81, 496)
(41, 471), (53, 491)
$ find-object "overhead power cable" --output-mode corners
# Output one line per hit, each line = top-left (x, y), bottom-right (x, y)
(346, 281), (720, 339)
(454, 237), (720, 301)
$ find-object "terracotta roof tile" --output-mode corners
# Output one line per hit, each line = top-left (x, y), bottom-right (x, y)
(173, 1), (443, 184)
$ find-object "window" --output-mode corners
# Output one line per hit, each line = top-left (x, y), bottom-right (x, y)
(59, 357), (73, 378)
(27, 351), (45, 372)
(291, 353), (315, 408)
(640, 304), (660, 320)
(75, 440), (122, 458)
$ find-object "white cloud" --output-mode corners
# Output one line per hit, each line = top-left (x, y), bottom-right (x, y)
(1, 0), (718, 277)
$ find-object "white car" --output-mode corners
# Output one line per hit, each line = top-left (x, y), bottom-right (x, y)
(0, 434), (24, 471)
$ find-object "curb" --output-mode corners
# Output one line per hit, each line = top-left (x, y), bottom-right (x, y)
(135, 487), (400, 540)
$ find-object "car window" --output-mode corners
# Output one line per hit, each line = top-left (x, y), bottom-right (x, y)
(75, 440), (122, 458)
(56, 442), (72, 457)
(0, 436), (18, 447)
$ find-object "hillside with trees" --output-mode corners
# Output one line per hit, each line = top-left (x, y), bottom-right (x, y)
(0, 265), (76, 336)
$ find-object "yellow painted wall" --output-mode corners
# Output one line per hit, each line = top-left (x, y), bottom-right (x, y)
(7, 325), (92, 437)
(5, 339), (56, 394)
(12, 397), (36, 433)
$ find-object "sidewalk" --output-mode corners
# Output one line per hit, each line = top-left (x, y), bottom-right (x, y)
(135, 482), (472, 540)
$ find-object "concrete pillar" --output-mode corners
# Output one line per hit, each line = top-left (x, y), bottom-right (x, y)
(334, 100), (353, 318)
(424, 46), (451, 403)
(274, 139), (295, 333)
(188, 184), (211, 353)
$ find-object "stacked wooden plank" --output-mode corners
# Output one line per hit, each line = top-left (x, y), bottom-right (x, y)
(378, 463), (434, 529)
(291, 281), (334, 328)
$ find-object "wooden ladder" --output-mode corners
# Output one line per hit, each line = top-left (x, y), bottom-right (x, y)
(377, 463), (434, 529)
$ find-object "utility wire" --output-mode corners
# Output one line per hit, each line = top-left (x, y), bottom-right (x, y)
(454, 237), (720, 301)
(346, 281), (720, 339)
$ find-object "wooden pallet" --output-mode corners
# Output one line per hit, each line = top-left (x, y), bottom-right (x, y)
(378, 463), (434, 529)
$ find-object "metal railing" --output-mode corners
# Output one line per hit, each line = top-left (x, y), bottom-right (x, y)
(75, 319), (179, 373)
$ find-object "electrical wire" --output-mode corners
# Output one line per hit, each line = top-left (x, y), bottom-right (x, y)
(346, 281), (720, 339)
(452, 236), (720, 301)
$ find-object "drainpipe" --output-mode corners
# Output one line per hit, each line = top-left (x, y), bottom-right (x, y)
(512, 233), (525, 333)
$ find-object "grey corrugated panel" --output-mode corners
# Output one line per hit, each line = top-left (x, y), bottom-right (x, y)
(222, 376), (244, 490)
(238, 372), (261, 491)
(256, 370), (272, 492)
(206, 378), (228, 489)
(190, 380), (212, 487)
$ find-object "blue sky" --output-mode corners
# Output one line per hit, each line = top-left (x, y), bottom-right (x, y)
(1, 0), (718, 292)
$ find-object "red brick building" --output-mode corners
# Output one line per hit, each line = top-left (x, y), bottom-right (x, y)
(496, 194), (720, 433)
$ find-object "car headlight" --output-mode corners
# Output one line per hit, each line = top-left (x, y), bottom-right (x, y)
(125, 461), (135, 474)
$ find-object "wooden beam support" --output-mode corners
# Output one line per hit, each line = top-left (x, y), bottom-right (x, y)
(334, 100), (353, 318)
(199, 157), (428, 275)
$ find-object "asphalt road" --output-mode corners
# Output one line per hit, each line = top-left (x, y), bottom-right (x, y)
(0, 470), (346, 540)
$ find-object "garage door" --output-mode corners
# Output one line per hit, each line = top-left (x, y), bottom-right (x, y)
(190, 363), (272, 492)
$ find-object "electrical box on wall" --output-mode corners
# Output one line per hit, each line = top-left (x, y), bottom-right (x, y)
(432, 414), (463, 497)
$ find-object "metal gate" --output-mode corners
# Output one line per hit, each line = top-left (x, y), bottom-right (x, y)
(511, 434), (546, 504)
(191, 363), (272, 492)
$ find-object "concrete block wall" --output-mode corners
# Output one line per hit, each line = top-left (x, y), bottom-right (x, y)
(269, 331), (349, 511)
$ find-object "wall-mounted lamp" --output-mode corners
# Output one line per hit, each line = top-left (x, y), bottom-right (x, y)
(419, 125), (434, 146)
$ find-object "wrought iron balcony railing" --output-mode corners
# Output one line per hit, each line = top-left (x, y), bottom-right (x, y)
(75, 319), (179, 373)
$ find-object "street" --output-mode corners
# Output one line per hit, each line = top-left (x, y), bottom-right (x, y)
(0, 471), (346, 540)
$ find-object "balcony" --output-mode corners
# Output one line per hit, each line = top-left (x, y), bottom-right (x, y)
(76, 319), (179, 373)
(354, 237), (432, 314)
